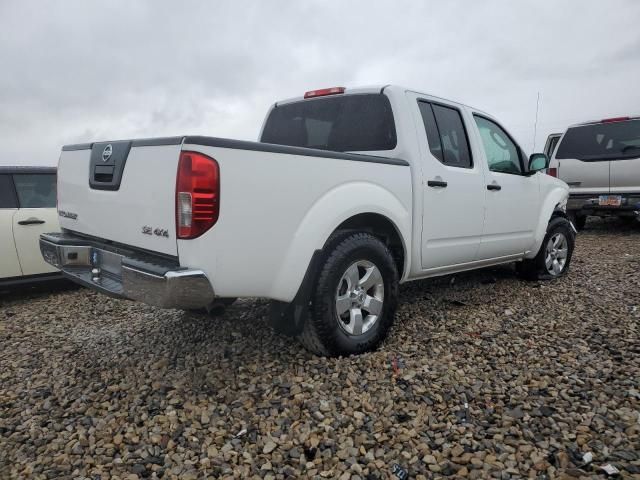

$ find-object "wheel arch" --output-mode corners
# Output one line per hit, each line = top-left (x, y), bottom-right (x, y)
(329, 212), (407, 279)
(269, 182), (411, 301)
(268, 182), (411, 336)
(526, 187), (571, 259)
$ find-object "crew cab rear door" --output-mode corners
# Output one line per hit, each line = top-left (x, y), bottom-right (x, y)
(411, 95), (485, 270)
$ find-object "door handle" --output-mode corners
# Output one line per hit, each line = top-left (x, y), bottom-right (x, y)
(18, 218), (45, 226)
(427, 180), (448, 188)
(487, 184), (502, 191)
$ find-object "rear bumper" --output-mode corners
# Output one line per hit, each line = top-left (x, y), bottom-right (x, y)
(39, 232), (215, 309)
(567, 193), (640, 218)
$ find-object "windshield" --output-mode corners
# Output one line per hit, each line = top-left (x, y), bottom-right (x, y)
(556, 119), (640, 161)
(260, 93), (397, 152)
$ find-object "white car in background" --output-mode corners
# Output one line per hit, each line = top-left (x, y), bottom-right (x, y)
(548, 116), (640, 229)
(1, 167), (62, 286)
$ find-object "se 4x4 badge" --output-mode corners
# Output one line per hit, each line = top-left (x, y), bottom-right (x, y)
(142, 225), (169, 238)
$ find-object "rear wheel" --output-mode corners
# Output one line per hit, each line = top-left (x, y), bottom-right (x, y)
(518, 216), (575, 280)
(298, 232), (399, 357)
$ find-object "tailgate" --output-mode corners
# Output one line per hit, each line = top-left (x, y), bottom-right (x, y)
(57, 139), (182, 256)
(557, 158), (610, 194)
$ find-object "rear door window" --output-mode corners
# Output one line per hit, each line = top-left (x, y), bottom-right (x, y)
(261, 93), (397, 152)
(0, 175), (18, 208)
(556, 119), (640, 161)
(13, 174), (57, 208)
(418, 101), (473, 168)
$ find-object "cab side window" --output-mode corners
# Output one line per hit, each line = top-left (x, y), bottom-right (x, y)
(418, 101), (472, 168)
(474, 116), (523, 174)
(0, 175), (18, 208)
(13, 174), (57, 208)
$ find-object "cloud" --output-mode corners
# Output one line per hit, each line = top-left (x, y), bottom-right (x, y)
(1, 0), (639, 165)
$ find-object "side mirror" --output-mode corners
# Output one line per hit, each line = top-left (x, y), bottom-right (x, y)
(528, 153), (549, 173)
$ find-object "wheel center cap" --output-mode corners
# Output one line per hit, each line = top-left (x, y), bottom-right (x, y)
(351, 288), (366, 306)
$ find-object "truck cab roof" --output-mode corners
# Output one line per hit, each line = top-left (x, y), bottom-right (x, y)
(274, 84), (491, 116)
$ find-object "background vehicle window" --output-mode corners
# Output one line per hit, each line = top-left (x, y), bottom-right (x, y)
(261, 93), (397, 152)
(418, 102), (472, 168)
(549, 136), (560, 156)
(13, 174), (56, 208)
(0, 175), (18, 208)
(555, 119), (640, 161)
(474, 116), (522, 174)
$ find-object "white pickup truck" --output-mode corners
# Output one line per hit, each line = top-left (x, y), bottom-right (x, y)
(41, 85), (575, 356)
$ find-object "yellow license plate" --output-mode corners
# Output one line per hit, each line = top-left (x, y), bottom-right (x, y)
(598, 195), (622, 207)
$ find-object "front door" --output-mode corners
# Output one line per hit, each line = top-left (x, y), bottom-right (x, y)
(11, 172), (60, 276)
(416, 100), (486, 270)
(472, 115), (540, 259)
(0, 174), (22, 279)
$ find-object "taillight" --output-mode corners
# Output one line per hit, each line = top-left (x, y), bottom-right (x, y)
(304, 87), (345, 99)
(547, 167), (558, 177)
(176, 151), (219, 239)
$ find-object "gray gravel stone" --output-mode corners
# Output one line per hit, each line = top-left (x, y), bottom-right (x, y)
(0, 218), (638, 478)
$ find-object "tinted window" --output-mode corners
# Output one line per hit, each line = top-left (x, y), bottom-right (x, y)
(556, 119), (640, 161)
(418, 102), (444, 163)
(548, 136), (560, 157)
(474, 116), (522, 174)
(419, 103), (472, 168)
(13, 174), (56, 208)
(0, 175), (18, 208)
(261, 94), (397, 152)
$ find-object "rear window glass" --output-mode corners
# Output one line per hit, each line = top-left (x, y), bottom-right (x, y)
(261, 93), (397, 152)
(13, 174), (57, 208)
(556, 119), (640, 161)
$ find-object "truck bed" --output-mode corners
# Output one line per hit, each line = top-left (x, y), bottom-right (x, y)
(56, 136), (412, 301)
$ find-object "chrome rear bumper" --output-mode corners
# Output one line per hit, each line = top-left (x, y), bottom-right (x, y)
(39, 233), (215, 309)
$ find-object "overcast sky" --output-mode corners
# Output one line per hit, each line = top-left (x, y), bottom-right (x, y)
(1, 0), (639, 166)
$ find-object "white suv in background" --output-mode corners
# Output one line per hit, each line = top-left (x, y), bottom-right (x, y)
(1, 167), (62, 286)
(548, 116), (640, 229)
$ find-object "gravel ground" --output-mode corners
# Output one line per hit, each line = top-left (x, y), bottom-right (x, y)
(1, 218), (639, 480)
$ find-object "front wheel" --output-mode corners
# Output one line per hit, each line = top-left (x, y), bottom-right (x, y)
(298, 232), (399, 357)
(571, 214), (587, 231)
(518, 216), (575, 280)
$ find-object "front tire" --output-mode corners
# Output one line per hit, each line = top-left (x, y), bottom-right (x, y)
(518, 216), (575, 280)
(572, 214), (587, 231)
(298, 232), (399, 357)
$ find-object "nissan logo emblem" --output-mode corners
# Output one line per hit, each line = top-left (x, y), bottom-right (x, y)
(102, 144), (113, 162)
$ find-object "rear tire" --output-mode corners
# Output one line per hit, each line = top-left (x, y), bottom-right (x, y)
(298, 232), (399, 357)
(518, 216), (575, 281)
